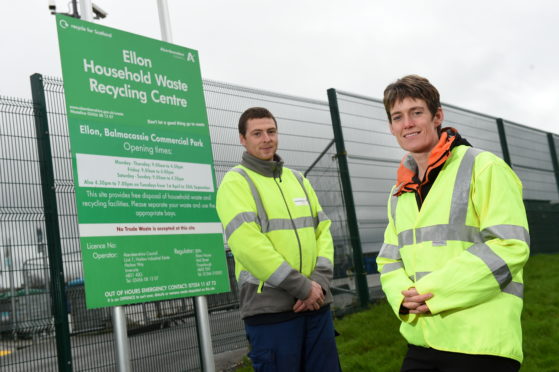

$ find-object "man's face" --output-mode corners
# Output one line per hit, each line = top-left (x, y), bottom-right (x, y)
(240, 117), (278, 161)
(389, 97), (443, 155)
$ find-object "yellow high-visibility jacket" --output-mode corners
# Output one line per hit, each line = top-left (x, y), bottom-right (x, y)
(377, 145), (530, 362)
(216, 152), (334, 319)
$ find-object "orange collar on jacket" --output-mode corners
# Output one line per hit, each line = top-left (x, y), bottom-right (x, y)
(394, 127), (459, 196)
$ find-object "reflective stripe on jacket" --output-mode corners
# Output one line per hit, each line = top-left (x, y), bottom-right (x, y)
(216, 154), (334, 319)
(377, 145), (529, 362)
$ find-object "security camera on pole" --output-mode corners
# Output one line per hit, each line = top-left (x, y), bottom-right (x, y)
(48, 0), (106, 19)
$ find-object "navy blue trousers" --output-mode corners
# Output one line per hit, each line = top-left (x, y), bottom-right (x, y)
(245, 310), (341, 372)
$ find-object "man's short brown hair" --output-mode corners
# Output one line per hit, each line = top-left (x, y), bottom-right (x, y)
(383, 75), (441, 123)
(238, 107), (277, 136)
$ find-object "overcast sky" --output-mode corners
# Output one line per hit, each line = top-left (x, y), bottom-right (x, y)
(2, 0), (558, 134)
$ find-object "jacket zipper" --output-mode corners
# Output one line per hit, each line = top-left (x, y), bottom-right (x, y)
(274, 177), (303, 272)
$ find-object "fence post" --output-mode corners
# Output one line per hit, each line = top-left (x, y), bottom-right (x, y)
(327, 88), (369, 307)
(496, 118), (512, 166)
(30, 73), (73, 372)
(547, 133), (559, 197)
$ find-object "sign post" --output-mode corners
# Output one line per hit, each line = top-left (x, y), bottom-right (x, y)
(155, 2), (216, 371)
(55, 13), (228, 371)
(112, 306), (132, 371)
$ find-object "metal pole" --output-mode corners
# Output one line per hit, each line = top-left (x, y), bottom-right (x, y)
(75, 4), (132, 368)
(155, 2), (216, 370)
(157, 0), (173, 42)
(496, 118), (512, 167)
(327, 88), (370, 307)
(80, 3), (132, 366)
(7, 241), (18, 341)
(71, 0), (79, 18)
(31, 73), (73, 372)
(9, 266), (17, 341)
(38, 228), (50, 293)
(79, 0), (94, 21)
(23, 261), (30, 295)
(547, 133), (559, 197)
(194, 297), (216, 372)
(112, 306), (132, 372)
(42, 252), (49, 292)
(64, 3), (132, 367)
(68, 6), (132, 368)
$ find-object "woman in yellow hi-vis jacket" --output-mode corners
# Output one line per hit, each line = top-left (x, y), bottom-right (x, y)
(376, 75), (529, 372)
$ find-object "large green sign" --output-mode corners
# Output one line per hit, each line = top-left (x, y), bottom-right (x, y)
(56, 15), (229, 308)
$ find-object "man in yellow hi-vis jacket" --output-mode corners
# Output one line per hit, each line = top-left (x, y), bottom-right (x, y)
(216, 107), (341, 371)
(376, 75), (529, 372)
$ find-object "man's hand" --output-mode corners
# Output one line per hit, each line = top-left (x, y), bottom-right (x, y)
(293, 281), (324, 313)
(401, 288), (432, 314)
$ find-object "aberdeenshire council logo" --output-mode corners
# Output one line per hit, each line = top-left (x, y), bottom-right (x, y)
(59, 19), (69, 29)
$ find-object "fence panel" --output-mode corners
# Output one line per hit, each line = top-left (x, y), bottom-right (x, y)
(333, 92), (397, 260)
(0, 96), (59, 371)
(443, 105), (503, 158)
(504, 121), (559, 201)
